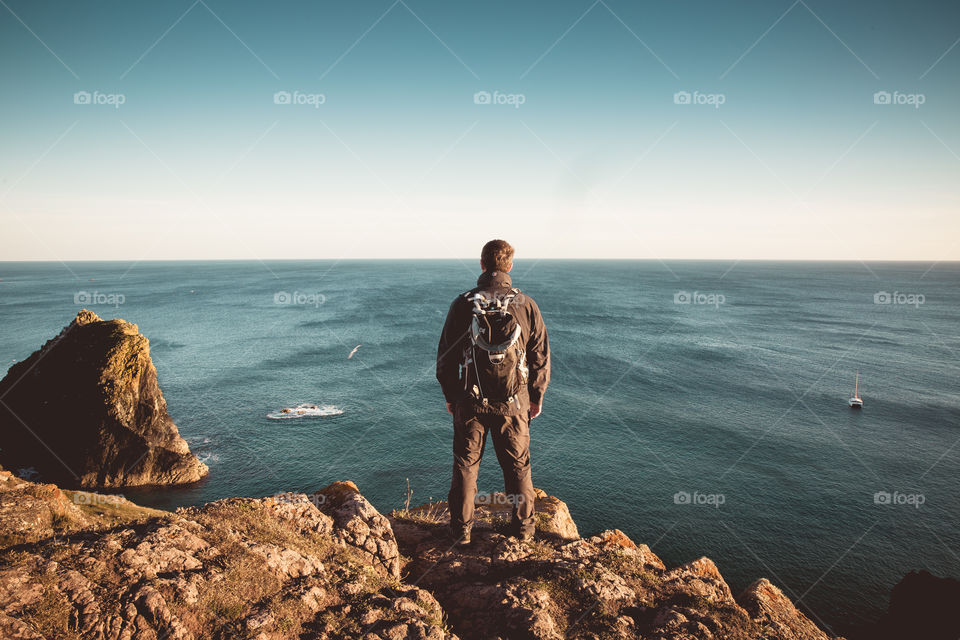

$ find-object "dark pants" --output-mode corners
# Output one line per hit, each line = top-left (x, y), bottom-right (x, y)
(448, 405), (535, 534)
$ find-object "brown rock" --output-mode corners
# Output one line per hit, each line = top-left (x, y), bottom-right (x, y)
(0, 461), (841, 640)
(312, 480), (401, 578)
(0, 310), (208, 488)
(739, 578), (842, 640)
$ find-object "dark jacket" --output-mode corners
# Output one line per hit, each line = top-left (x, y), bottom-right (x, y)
(436, 270), (550, 416)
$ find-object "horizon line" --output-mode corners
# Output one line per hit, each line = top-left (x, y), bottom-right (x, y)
(1, 258), (958, 264)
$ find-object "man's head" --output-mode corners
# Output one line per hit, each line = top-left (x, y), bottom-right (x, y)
(480, 239), (514, 273)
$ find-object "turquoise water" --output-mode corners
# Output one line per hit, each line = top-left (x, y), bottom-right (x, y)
(0, 260), (957, 633)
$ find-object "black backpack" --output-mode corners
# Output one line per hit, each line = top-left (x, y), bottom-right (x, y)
(461, 288), (529, 408)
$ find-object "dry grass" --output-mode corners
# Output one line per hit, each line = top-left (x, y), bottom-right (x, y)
(198, 545), (283, 626)
(189, 500), (344, 567)
(184, 499), (394, 636)
(17, 570), (81, 640)
(392, 500), (447, 525)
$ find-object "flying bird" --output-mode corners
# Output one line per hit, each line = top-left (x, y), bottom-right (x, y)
(348, 345), (361, 359)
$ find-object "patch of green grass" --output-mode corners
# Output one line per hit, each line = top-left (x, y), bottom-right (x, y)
(63, 490), (169, 527)
(414, 596), (447, 629)
(534, 512), (553, 528)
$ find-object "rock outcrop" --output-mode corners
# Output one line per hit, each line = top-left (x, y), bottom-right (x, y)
(310, 480), (402, 578)
(0, 469), (844, 640)
(0, 310), (208, 488)
(739, 578), (835, 640)
(0, 469), (452, 640)
(389, 495), (843, 640)
(854, 570), (960, 640)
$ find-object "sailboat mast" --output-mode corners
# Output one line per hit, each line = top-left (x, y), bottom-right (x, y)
(855, 371), (859, 397)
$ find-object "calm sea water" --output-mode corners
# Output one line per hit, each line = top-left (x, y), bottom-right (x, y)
(1, 260), (957, 633)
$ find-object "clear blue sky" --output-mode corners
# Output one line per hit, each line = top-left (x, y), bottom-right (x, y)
(1, 0), (958, 260)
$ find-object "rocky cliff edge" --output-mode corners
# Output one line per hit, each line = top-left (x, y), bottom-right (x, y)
(0, 469), (841, 640)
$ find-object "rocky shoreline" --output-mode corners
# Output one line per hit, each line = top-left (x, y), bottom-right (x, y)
(0, 468), (844, 639)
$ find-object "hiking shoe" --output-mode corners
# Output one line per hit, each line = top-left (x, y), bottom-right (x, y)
(514, 529), (535, 543)
(449, 526), (471, 547)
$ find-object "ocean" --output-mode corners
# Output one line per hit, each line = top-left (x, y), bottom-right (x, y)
(0, 259), (957, 634)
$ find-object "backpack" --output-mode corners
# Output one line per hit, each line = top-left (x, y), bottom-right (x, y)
(461, 288), (529, 408)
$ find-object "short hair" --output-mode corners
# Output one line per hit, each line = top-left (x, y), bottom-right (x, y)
(481, 239), (514, 271)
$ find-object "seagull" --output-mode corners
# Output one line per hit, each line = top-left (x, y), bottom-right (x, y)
(348, 345), (361, 359)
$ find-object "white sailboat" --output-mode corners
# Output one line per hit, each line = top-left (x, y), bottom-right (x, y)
(848, 371), (863, 409)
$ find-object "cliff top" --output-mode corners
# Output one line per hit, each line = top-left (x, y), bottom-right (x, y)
(0, 467), (841, 640)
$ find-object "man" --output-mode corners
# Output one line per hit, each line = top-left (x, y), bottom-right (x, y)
(436, 239), (550, 545)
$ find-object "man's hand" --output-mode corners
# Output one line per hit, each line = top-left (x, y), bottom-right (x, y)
(446, 402), (454, 415)
(529, 403), (542, 419)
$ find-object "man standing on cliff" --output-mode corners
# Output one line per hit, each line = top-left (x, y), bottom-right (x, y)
(436, 239), (550, 545)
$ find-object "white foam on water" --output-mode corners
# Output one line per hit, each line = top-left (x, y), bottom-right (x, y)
(266, 403), (345, 420)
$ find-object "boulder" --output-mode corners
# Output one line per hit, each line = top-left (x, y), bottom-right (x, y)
(311, 480), (402, 578)
(0, 310), (208, 488)
(739, 578), (841, 640)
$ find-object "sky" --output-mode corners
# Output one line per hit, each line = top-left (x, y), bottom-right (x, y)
(1, 0), (958, 261)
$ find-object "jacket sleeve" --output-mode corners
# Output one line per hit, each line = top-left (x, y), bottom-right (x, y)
(436, 298), (468, 404)
(525, 298), (550, 405)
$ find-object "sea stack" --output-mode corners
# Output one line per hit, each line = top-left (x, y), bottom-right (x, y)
(0, 309), (208, 488)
